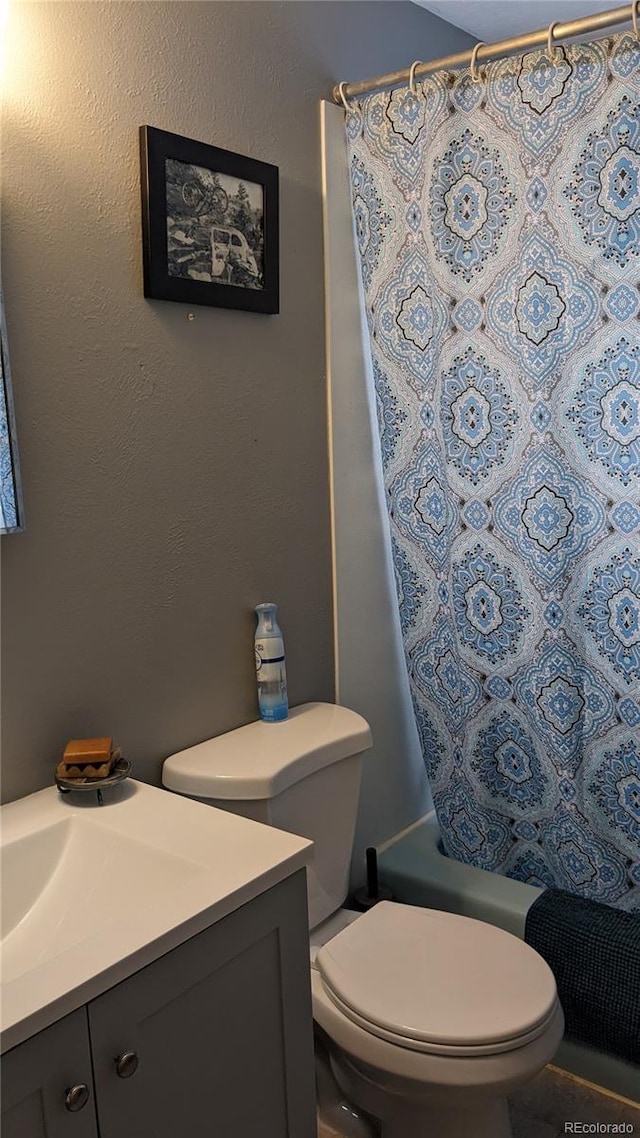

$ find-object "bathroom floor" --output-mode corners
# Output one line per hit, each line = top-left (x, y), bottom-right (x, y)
(317, 1064), (640, 1137)
(508, 1065), (639, 1137)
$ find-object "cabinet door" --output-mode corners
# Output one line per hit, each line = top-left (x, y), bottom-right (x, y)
(89, 869), (316, 1138)
(1, 1008), (98, 1138)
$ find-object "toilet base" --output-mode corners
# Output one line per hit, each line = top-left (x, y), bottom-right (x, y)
(376, 1096), (510, 1138)
(331, 1050), (512, 1138)
(315, 1030), (379, 1138)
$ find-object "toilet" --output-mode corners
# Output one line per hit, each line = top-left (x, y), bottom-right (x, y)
(162, 702), (564, 1138)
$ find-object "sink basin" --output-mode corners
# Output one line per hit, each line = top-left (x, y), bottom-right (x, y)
(2, 818), (70, 940)
(1, 815), (208, 983)
(1, 780), (312, 1052)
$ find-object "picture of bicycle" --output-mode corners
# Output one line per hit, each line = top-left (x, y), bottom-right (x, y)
(181, 177), (228, 219)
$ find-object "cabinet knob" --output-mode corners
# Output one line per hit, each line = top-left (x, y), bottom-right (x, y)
(65, 1083), (90, 1112)
(115, 1051), (139, 1078)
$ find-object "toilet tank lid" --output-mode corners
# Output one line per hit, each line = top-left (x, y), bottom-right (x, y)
(162, 702), (372, 800)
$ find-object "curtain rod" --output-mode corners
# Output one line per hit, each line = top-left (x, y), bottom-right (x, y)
(332, 3), (637, 105)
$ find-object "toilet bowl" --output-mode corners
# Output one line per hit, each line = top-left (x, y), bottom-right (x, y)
(162, 703), (563, 1138)
(310, 902), (564, 1138)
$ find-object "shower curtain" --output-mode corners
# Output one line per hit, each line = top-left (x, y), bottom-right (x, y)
(344, 31), (640, 910)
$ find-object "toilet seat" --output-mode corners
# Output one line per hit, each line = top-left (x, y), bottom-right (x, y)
(318, 982), (560, 1057)
(315, 901), (559, 1058)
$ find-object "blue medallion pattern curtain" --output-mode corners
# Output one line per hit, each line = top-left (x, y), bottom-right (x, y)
(345, 32), (640, 910)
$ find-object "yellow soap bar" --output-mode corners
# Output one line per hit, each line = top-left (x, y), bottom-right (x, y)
(58, 737), (115, 780)
(62, 737), (113, 767)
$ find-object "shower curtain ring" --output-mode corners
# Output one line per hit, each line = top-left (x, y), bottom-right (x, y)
(547, 21), (560, 59)
(338, 81), (351, 113)
(409, 61), (423, 97)
(632, 0), (639, 42)
(470, 42), (485, 83)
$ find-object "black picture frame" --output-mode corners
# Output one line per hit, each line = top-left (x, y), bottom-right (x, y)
(140, 126), (279, 314)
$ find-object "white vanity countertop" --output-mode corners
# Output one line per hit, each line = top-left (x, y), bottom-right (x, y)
(1, 780), (312, 1053)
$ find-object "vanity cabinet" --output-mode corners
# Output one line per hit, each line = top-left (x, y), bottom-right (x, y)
(2, 871), (316, 1138)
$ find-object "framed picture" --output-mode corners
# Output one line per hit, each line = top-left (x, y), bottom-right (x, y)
(0, 293), (24, 534)
(140, 126), (279, 314)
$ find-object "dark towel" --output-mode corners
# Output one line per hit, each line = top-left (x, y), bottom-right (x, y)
(524, 889), (640, 1065)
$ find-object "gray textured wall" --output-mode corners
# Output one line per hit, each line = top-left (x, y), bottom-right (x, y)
(1, 1), (472, 803)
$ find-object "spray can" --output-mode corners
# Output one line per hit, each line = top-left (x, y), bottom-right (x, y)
(254, 603), (288, 722)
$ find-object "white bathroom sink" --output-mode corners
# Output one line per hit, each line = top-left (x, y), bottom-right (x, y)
(1, 815), (210, 983)
(0, 780), (312, 1052)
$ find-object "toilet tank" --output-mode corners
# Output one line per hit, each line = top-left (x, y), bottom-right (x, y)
(162, 703), (373, 929)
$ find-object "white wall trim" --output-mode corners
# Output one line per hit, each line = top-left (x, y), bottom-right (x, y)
(321, 101), (431, 887)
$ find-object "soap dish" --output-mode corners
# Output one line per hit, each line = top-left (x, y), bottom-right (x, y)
(55, 756), (132, 805)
